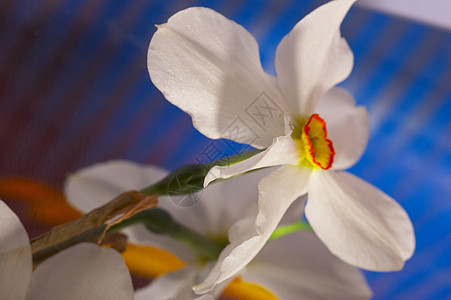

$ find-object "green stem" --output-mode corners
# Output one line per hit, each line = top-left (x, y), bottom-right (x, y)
(269, 221), (312, 242)
(33, 225), (107, 264)
(140, 148), (264, 196)
(33, 208), (225, 264)
(33, 149), (264, 264)
(110, 209), (224, 260)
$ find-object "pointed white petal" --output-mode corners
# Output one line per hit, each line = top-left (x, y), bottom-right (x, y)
(210, 166), (300, 227)
(134, 268), (197, 300)
(306, 170), (415, 271)
(193, 206), (257, 294)
(275, 0), (355, 116)
(175, 167), (272, 235)
(204, 135), (299, 186)
(194, 165), (310, 293)
(26, 244), (133, 300)
(315, 87), (369, 170)
(0, 201), (32, 300)
(65, 160), (168, 212)
(244, 231), (372, 299)
(148, 7), (286, 148)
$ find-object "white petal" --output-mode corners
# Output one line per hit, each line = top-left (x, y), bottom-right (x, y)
(148, 7), (286, 148)
(306, 170), (415, 271)
(194, 165), (310, 293)
(134, 267), (197, 300)
(26, 243), (133, 300)
(275, 0), (355, 116)
(279, 196), (307, 225)
(172, 167), (272, 235)
(315, 87), (369, 170)
(243, 231), (372, 299)
(0, 201), (32, 300)
(204, 135), (299, 186)
(66, 160), (168, 212)
(194, 215), (258, 294)
(193, 206), (256, 294)
(123, 225), (198, 264)
(194, 295), (214, 300)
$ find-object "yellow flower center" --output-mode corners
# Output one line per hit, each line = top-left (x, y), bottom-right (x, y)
(293, 114), (335, 170)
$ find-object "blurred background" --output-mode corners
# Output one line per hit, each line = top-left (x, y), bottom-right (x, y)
(0, 0), (450, 298)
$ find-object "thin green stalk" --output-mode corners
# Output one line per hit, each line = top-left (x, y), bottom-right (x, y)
(269, 221), (312, 242)
(110, 209), (224, 260)
(140, 148), (264, 196)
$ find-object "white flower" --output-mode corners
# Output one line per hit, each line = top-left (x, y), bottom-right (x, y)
(66, 160), (372, 300)
(0, 200), (133, 300)
(147, 0), (415, 292)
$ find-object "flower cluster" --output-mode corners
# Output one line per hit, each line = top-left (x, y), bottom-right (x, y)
(1, 0), (415, 299)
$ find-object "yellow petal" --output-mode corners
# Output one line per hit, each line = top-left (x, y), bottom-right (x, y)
(222, 277), (278, 300)
(121, 243), (185, 278)
(0, 178), (82, 225)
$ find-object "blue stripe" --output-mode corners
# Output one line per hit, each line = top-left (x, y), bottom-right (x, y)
(258, 0), (314, 74)
(34, 0), (148, 171)
(350, 34), (447, 181)
(6, 0), (86, 103)
(0, 0), (41, 67)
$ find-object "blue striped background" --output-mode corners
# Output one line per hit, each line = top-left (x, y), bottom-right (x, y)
(1, 0), (450, 298)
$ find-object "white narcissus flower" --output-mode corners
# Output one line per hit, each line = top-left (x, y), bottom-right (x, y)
(66, 160), (372, 300)
(147, 0), (415, 291)
(0, 200), (133, 300)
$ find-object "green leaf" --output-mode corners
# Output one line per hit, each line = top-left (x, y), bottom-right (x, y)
(140, 148), (264, 196)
